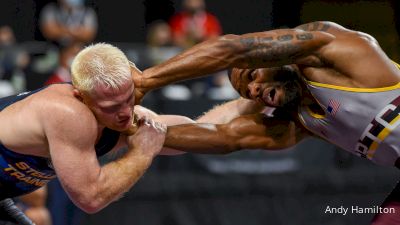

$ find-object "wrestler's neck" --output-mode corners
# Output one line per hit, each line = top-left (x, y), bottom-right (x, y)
(295, 79), (315, 106)
(301, 90), (316, 106)
(300, 89), (324, 115)
(96, 124), (106, 142)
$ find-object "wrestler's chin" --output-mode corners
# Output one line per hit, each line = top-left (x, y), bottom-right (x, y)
(120, 121), (138, 135)
(110, 118), (133, 132)
(121, 119), (134, 129)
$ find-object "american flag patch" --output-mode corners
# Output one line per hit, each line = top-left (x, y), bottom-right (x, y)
(327, 99), (341, 116)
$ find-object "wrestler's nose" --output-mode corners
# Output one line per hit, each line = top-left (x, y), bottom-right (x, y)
(118, 104), (132, 118)
(248, 82), (261, 98)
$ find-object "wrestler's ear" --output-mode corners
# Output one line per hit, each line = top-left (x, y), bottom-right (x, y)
(73, 89), (84, 102)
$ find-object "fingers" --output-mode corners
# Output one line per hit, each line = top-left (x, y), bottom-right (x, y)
(154, 121), (167, 133)
(123, 109), (167, 136)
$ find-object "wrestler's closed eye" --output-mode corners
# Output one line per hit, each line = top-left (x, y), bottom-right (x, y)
(248, 69), (256, 81)
(101, 105), (121, 113)
(248, 72), (253, 81)
(245, 90), (251, 99)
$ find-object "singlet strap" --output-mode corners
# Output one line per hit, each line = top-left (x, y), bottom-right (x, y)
(95, 128), (120, 157)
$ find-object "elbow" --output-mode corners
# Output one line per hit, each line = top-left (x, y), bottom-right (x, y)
(72, 189), (108, 214)
(80, 206), (100, 215)
(77, 198), (104, 214)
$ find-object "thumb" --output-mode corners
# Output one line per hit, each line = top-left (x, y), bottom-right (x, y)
(121, 113), (139, 135)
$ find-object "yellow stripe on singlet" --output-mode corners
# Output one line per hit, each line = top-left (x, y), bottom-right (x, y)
(367, 142), (379, 159)
(393, 61), (400, 69)
(367, 112), (400, 159)
(305, 106), (325, 119)
(377, 115), (400, 140)
(307, 81), (400, 92)
(306, 61), (400, 93)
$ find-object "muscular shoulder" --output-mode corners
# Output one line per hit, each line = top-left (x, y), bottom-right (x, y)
(35, 87), (97, 138)
(296, 22), (378, 65)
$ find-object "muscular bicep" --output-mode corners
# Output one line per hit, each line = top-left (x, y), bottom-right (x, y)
(43, 106), (101, 206)
(48, 133), (99, 191)
(222, 113), (300, 150)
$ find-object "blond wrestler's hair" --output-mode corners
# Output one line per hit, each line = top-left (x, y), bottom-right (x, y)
(71, 43), (132, 93)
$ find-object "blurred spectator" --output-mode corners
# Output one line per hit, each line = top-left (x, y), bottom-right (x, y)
(16, 187), (51, 225)
(0, 25), (29, 96)
(145, 20), (191, 100)
(167, 0), (229, 98)
(205, 70), (239, 100)
(169, 0), (222, 49)
(39, 0), (98, 47)
(146, 20), (181, 66)
(0, 26), (15, 46)
(45, 42), (82, 85)
(147, 20), (173, 48)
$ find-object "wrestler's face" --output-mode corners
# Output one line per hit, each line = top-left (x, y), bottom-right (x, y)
(229, 66), (302, 108)
(85, 80), (135, 132)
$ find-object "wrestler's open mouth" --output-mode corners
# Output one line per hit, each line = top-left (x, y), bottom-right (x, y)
(262, 87), (279, 106)
(118, 117), (131, 125)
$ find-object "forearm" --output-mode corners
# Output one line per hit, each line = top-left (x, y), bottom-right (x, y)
(72, 151), (154, 213)
(99, 151), (152, 203)
(165, 114), (300, 154)
(140, 35), (242, 92)
(80, 119), (166, 213)
(165, 123), (238, 154)
(140, 29), (333, 92)
(197, 98), (264, 123)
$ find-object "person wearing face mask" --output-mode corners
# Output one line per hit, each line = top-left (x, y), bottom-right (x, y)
(39, 0), (98, 46)
(169, 0), (222, 49)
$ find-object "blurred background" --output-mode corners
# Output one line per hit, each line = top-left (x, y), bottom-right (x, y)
(1, 0), (400, 224)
